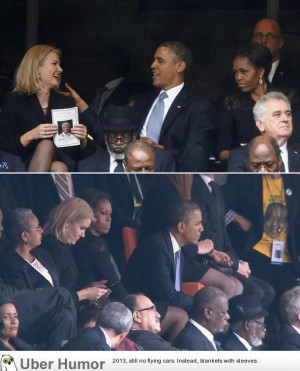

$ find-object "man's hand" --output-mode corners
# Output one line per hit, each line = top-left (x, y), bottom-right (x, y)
(210, 250), (233, 267)
(197, 239), (214, 255)
(140, 136), (164, 149)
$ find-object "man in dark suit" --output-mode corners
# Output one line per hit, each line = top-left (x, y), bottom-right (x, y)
(192, 174), (275, 310)
(252, 18), (299, 92)
(222, 294), (268, 351)
(122, 199), (204, 313)
(279, 286), (300, 350)
(62, 302), (132, 350)
(228, 92), (300, 172)
(172, 286), (229, 350)
(225, 174), (300, 306)
(133, 41), (213, 171)
(78, 105), (175, 172)
(124, 293), (179, 350)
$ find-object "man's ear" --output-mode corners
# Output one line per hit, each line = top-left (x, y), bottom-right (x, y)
(177, 221), (185, 233)
(255, 119), (265, 133)
(203, 306), (212, 320)
(21, 231), (28, 244)
(132, 311), (142, 324)
(176, 61), (186, 73)
(244, 319), (251, 331)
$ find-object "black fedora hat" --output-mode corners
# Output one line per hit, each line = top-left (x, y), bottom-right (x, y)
(101, 105), (138, 132)
(229, 294), (268, 322)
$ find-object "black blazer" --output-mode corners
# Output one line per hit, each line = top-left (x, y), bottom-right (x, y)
(62, 326), (111, 350)
(77, 147), (176, 172)
(133, 86), (213, 171)
(228, 141), (300, 172)
(128, 329), (178, 351)
(172, 321), (218, 350)
(0, 90), (75, 163)
(122, 229), (193, 313)
(279, 322), (300, 350)
(221, 330), (249, 351)
(0, 247), (59, 290)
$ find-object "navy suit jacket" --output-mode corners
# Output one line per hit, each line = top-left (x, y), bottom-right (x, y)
(133, 86), (213, 171)
(221, 331), (248, 351)
(62, 326), (111, 350)
(279, 322), (300, 350)
(122, 229), (193, 313)
(228, 141), (300, 172)
(172, 321), (218, 350)
(77, 147), (175, 172)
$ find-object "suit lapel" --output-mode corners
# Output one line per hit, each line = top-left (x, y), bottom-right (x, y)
(160, 87), (189, 139)
(287, 142), (300, 171)
(164, 231), (176, 277)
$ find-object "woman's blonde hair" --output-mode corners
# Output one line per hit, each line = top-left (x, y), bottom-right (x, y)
(13, 44), (61, 94)
(43, 197), (94, 244)
(167, 174), (193, 200)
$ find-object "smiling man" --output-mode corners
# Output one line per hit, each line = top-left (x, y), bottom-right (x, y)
(133, 41), (213, 171)
(228, 92), (300, 172)
(123, 293), (179, 350)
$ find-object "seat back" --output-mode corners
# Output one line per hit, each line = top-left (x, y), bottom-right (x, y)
(122, 227), (138, 261)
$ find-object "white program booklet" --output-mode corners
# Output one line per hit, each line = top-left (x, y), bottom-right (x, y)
(52, 107), (80, 148)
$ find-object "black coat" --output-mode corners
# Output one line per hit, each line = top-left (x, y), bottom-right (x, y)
(62, 326), (111, 350)
(221, 330), (249, 351)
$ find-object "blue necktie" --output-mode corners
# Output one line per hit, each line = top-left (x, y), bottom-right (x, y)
(175, 250), (181, 291)
(146, 91), (168, 143)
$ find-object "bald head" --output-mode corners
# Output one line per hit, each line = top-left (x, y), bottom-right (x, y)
(124, 140), (155, 172)
(248, 135), (282, 172)
(252, 18), (283, 62)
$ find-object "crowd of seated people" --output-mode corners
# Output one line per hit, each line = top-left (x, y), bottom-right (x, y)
(0, 173), (299, 350)
(0, 18), (300, 172)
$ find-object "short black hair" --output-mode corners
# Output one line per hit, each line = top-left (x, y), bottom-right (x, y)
(167, 199), (200, 228)
(160, 41), (192, 71)
(248, 135), (281, 160)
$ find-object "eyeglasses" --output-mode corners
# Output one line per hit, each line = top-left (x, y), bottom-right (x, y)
(253, 33), (282, 40)
(251, 319), (267, 329)
(136, 305), (157, 313)
(106, 133), (132, 143)
(30, 226), (43, 233)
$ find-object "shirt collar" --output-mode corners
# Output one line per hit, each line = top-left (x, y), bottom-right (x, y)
(169, 232), (180, 255)
(232, 331), (252, 350)
(189, 319), (214, 343)
(160, 82), (184, 104)
(291, 324), (300, 335)
(99, 326), (112, 348)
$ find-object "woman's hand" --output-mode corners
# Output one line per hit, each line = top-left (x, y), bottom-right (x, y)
(197, 239), (214, 255)
(71, 123), (88, 148)
(78, 286), (110, 302)
(210, 250), (233, 267)
(64, 83), (89, 113)
(20, 124), (57, 147)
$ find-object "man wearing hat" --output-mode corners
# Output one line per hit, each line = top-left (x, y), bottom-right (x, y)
(77, 105), (175, 172)
(221, 294), (268, 351)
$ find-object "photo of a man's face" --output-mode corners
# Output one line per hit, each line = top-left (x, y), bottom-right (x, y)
(264, 203), (288, 239)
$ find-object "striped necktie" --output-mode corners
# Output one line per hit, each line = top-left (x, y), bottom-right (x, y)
(54, 174), (71, 202)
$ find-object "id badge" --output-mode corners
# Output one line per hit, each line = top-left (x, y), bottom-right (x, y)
(271, 241), (284, 265)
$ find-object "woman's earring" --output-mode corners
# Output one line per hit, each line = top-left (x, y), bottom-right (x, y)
(24, 240), (28, 245)
(259, 77), (263, 85)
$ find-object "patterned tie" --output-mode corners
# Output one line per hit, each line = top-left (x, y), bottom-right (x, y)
(146, 91), (168, 142)
(54, 174), (71, 202)
(174, 250), (181, 291)
(114, 159), (124, 172)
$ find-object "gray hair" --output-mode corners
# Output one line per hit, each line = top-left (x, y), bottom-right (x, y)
(280, 286), (300, 325)
(192, 286), (227, 319)
(97, 302), (133, 335)
(253, 91), (291, 122)
(4, 208), (33, 247)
